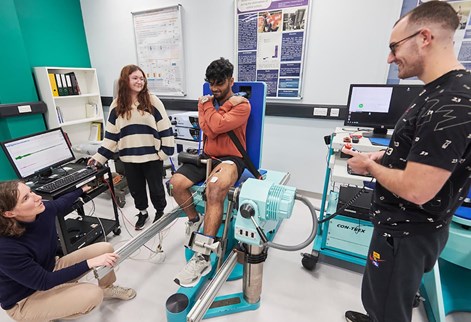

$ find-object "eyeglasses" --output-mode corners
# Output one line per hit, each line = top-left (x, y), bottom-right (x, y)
(130, 76), (146, 82)
(389, 30), (422, 55)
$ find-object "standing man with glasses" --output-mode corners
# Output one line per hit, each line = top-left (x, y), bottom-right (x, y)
(342, 2), (471, 322)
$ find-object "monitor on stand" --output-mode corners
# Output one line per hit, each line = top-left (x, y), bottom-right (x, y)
(344, 84), (423, 138)
(1, 128), (75, 182)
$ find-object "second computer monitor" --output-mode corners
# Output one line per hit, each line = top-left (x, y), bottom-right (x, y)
(344, 84), (423, 137)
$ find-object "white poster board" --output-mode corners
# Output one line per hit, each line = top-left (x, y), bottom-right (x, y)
(235, 0), (311, 99)
(132, 5), (186, 96)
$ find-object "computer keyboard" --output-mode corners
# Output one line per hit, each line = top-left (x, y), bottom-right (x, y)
(36, 167), (97, 194)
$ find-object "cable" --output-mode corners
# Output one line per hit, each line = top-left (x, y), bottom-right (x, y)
(265, 194), (318, 251)
(82, 193), (107, 242)
(169, 156), (177, 173)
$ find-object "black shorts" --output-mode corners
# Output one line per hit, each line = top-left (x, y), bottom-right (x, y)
(175, 155), (246, 184)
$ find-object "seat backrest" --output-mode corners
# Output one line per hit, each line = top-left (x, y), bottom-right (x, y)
(203, 82), (266, 170)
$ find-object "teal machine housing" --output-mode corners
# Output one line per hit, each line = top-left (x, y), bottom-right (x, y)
(421, 191), (471, 322)
(235, 178), (296, 245)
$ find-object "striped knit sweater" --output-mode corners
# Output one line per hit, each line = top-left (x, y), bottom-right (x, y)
(93, 95), (174, 164)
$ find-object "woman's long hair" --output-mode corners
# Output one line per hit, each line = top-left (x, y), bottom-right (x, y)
(115, 65), (153, 119)
(0, 180), (25, 237)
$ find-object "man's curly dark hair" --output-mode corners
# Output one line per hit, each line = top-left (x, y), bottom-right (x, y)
(205, 57), (234, 85)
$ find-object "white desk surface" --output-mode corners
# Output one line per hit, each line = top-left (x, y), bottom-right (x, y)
(331, 127), (390, 152)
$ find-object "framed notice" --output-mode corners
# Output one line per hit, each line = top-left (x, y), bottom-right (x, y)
(236, 0), (311, 99)
(132, 5), (186, 96)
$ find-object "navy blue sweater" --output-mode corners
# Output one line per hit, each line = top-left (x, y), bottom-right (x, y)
(0, 189), (89, 310)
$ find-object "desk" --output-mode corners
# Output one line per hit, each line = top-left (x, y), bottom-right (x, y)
(331, 127), (390, 152)
(33, 163), (121, 254)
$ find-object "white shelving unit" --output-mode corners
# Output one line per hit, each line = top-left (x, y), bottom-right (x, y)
(33, 67), (105, 148)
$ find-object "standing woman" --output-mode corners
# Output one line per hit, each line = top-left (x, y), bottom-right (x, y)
(0, 181), (136, 321)
(89, 65), (175, 230)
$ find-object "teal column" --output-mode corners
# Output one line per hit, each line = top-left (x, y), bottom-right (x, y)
(0, 1), (42, 180)
(0, 0), (38, 103)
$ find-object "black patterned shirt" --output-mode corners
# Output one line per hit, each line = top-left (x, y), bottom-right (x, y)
(372, 70), (471, 237)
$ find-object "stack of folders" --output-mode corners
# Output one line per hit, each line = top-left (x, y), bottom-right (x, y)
(48, 72), (81, 97)
(88, 122), (103, 142)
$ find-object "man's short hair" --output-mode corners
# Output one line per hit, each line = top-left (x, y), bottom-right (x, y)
(404, 1), (459, 31)
(205, 57), (234, 85)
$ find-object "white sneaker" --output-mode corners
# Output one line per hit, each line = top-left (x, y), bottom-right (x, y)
(185, 213), (203, 239)
(103, 285), (136, 300)
(174, 253), (211, 288)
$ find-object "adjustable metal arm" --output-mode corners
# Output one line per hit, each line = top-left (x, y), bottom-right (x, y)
(93, 207), (184, 280)
(186, 251), (239, 322)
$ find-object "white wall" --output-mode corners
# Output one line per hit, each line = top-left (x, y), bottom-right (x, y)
(80, 0), (402, 193)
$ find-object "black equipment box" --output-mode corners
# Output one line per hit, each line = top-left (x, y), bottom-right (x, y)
(337, 186), (373, 221)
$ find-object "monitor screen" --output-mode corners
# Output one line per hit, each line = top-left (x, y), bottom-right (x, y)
(344, 84), (423, 136)
(1, 128), (75, 179)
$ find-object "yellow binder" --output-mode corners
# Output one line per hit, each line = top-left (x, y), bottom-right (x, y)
(48, 73), (59, 97)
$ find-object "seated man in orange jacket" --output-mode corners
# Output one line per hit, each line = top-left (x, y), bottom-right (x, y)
(170, 57), (250, 287)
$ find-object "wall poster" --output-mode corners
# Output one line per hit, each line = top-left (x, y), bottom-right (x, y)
(388, 0), (471, 84)
(236, 0), (310, 98)
(132, 5), (186, 96)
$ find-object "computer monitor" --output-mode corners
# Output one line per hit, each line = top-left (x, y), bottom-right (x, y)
(344, 84), (423, 137)
(1, 128), (75, 180)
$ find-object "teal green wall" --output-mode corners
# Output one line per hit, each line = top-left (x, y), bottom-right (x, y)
(0, 0), (91, 180)
(15, 0), (91, 68)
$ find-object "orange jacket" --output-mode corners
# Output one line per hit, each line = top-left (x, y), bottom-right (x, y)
(198, 98), (251, 158)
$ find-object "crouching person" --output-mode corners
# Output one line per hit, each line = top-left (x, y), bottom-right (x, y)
(0, 181), (136, 321)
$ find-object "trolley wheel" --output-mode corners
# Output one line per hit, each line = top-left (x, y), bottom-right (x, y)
(301, 251), (319, 271)
(113, 227), (121, 236)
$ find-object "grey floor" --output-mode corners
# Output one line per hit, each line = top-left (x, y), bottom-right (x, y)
(1, 189), (469, 322)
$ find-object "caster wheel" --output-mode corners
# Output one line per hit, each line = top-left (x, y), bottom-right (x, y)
(301, 252), (318, 271)
(413, 293), (423, 308)
(113, 227), (121, 235)
(117, 197), (126, 208)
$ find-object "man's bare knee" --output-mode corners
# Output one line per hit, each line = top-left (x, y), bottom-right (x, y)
(206, 182), (230, 203)
(170, 174), (192, 192)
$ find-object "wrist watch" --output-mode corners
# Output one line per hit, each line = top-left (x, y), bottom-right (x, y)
(200, 96), (209, 104)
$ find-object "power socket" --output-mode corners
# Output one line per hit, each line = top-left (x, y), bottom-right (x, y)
(313, 107), (328, 116)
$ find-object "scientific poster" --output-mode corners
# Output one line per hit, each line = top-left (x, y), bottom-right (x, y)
(133, 5), (186, 96)
(387, 0), (471, 84)
(236, 0), (310, 98)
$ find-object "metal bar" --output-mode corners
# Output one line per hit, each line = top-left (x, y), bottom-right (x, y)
(279, 172), (290, 185)
(243, 245), (264, 304)
(217, 199), (234, 270)
(93, 207), (183, 280)
(186, 251), (239, 322)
